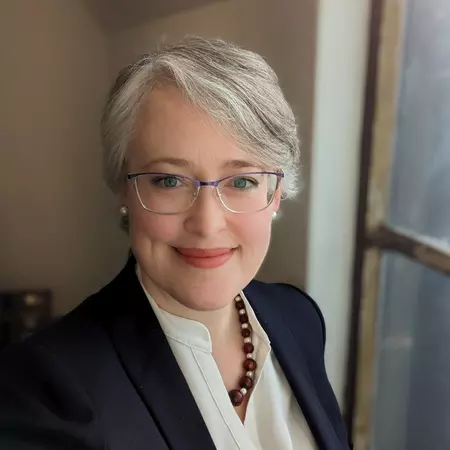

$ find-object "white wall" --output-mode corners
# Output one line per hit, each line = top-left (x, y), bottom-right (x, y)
(0, 0), (129, 316)
(109, 0), (317, 289)
(307, 0), (371, 405)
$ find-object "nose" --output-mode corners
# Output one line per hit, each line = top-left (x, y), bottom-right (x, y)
(183, 185), (227, 237)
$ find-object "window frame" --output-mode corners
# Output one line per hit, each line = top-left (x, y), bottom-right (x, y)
(345, 0), (450, 448)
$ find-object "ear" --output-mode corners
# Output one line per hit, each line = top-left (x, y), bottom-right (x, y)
(272, 188), (282, 212)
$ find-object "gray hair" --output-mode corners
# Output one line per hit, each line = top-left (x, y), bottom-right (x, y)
(101, 36), (301, 198)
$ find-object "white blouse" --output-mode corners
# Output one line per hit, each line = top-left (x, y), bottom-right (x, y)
(137, 268), (317, 450)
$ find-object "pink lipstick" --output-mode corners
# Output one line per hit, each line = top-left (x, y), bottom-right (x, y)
(175, 247), (235, 269)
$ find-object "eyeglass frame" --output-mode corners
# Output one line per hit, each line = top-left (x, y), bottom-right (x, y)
(127, 171), (284, 215)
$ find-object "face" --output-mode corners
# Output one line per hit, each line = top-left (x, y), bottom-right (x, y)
(123, 86), (281, 312)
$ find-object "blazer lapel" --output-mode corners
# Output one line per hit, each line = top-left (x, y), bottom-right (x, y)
(105, 259), (215, 450)
(245, 282), (343, 450)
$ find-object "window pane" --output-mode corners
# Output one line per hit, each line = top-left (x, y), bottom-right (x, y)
(372, 253), (450, 450)
(388, 0), (450, 243)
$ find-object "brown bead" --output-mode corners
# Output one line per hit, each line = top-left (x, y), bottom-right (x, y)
(235, 300), (245, 310)
(229, 389), (244, 406)
(239, 314), (249, 324)
(240, 376), (254, 390)
(243, 358), (257, 371)
(243, 343), (254, 353)
(241, 328), (251, 338)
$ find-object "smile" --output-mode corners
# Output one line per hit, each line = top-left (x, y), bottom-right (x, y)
(174, 247), (236, 269)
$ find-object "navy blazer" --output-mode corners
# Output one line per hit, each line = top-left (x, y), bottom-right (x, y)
(0, 257), (350, 449)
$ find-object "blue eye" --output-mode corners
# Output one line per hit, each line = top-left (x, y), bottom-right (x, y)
(152, 175), (181, 188)
(163, 177), (178, 187)
(231, 177), (258, 189)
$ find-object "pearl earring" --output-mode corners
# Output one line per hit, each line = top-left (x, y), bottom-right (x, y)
(272, 211), (278, 219)
(119, 206), (128, 216)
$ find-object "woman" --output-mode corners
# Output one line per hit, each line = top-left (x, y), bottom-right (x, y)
(0, 37), (349, 449)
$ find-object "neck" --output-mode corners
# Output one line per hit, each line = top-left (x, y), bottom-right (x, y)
(141, 273), (240, 343)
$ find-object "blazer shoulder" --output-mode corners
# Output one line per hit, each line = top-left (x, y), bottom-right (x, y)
(278, 282), (326, 345)
(246, 280), (326, 347)
(0, 289), (113, 390)
(0, 330), (100, 449)
(0, 291), (115, 449)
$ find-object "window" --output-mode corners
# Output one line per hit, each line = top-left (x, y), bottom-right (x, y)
(347, 0), (450, 449)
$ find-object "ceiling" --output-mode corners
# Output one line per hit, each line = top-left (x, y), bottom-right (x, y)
(84, 0), (221, 31)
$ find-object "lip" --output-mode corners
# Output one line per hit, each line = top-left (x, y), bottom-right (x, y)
(175, 247), (235, 269)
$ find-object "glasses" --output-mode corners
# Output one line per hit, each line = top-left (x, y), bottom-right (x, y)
(127, 171), (284, 215)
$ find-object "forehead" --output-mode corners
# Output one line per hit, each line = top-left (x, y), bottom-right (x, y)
(130, 86), (260, 168)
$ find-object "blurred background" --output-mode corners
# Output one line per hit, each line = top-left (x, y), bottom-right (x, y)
(1, 1), (449, 449)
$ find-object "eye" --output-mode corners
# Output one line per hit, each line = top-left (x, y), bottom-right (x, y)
(231, 176), (259, 189)
(151, 175), (183, 188)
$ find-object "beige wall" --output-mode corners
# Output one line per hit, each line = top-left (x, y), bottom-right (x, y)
(109, 0), (317, 288)
(0, 0), (316, 330)
(0, 0), (362, 406)
(0, 0), (129, 316)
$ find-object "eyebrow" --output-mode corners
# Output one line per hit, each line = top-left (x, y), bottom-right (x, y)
(141, 157), (263, 170)
(222, 159), (263, 169)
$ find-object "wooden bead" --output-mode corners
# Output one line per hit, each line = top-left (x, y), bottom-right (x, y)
(243, 343), (254, 353)
(241, 328), (251, 338)
(239, 314), (249, 324)
(235, 300), (245, 310)
(243, 358), (257, 371)
(240, 375), (254, 390)
(229, 389), (244, 406)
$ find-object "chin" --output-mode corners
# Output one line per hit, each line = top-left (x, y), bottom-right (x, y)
(135, 242), (264, 310)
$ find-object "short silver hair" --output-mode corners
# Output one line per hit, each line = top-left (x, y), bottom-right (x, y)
(101, 36), (301, 198)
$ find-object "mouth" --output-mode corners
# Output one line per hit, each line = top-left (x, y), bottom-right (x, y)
(174, 247), (236, 269)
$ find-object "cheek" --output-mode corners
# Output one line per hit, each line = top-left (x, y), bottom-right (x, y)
(130, 208), (180, 243)
(234, 213), (273, 252)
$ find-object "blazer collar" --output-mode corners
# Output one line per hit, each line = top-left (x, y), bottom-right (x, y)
(105, 256), (215, 450)
(105, 255), (342, 450)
